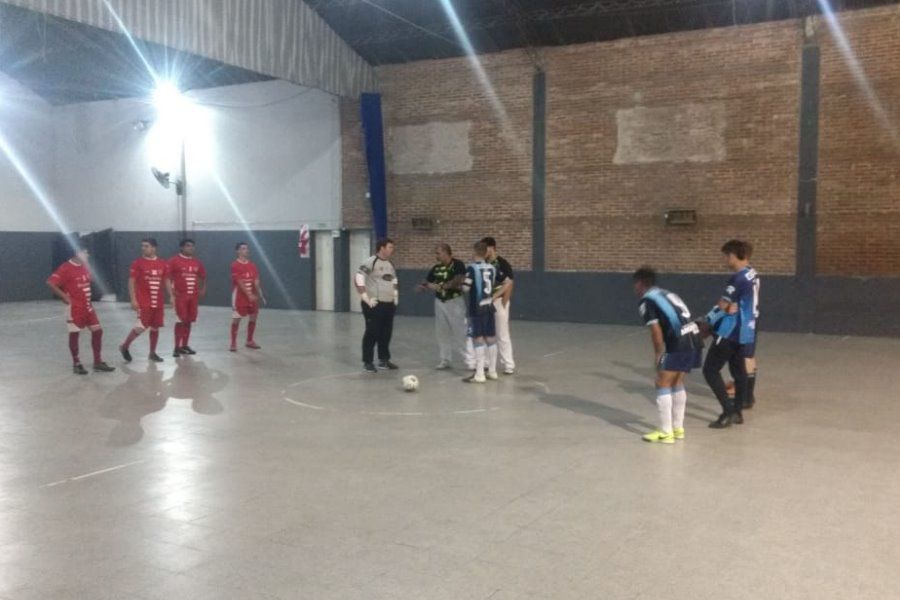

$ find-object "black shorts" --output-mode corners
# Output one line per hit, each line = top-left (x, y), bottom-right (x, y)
(658, 349), (703, 373)
(467, 312), (496, 338)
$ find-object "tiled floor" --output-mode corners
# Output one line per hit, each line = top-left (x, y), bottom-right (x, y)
(1, 301), (898, 599)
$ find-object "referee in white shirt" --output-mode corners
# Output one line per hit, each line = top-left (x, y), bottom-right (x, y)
(355, 238), (399, 373)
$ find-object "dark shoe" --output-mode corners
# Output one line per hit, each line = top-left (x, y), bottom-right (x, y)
(73, 363), (88, 375)
(92, 362), (115, 373)
(708, 413), (733, 429)
(120, 345), (132, 363)
(181, 346), (197, 355)
(743, 399), (755, 410)
(148, 353), (164, 363)
(732, 412), (745, 425)
(378, 360), (399, 370)
(173, 348), (183, 358)
(246, 341), (261, 350)
(364, 363), (378, 373)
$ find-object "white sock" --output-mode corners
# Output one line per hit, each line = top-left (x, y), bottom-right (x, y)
(487, 343), (498, 374)
(656, 388), (673, 434)
(474, 344), (486, 378)
(673, 386), (687, 431)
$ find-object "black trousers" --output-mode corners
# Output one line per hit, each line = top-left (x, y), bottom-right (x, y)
(362, 301), (395, 364)
(702, 337), (748, 415)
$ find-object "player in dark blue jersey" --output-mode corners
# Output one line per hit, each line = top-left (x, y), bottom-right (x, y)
(703, 240), (760, 428)
(633, 267), (703, 444)
(461, 241), (502, 383)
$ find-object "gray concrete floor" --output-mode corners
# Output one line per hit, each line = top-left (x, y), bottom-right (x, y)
(1, 300), (898, 599)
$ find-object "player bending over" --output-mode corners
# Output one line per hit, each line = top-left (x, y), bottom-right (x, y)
(461, 241), (504, 383)
(46, 243), (115, 374)
(120, 238), (169, 363)
(230, 242), (266, 352)
(633, 267), (703, 444)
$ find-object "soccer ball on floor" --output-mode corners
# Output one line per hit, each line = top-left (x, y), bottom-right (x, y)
(402, 375), (419, 392)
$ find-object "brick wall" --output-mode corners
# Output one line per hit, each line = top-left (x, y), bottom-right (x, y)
(544, 22), (801, 275)
(340, 97), (372, 230)
(817, 5), (900, 277)
(376, 52), (535, 270)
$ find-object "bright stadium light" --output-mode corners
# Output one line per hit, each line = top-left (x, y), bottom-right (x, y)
(153, 81), (189, 126)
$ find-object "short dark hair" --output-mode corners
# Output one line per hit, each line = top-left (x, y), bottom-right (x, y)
(142, 238), (158, 248)
(376, 238), (395, 252)
(632, 266), (657, 288)
(235, 241), (248, 251)
(437, 243), (452, 255)
(481, 237), (497, 248)
(473, 241), (488, 257)
(721, 239), (753, 260)
(180, 238), (195, 248)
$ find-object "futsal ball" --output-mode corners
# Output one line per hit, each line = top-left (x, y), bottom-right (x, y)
(402, 375), (419, 392)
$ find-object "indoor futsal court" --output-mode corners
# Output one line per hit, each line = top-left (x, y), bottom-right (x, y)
(1, 0), (899, 599)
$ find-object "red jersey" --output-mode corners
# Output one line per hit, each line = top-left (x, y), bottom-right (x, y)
(231, 259), (259, 304)
(130, 257), (168, 309)
(168, 254), (206, 297)
(48, 260), (93, 312)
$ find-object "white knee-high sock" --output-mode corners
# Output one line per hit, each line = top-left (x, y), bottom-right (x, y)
(656, 387), (673, 434)
(487, 342), (498, 374)
(474, 343), (486, 377)
(673, 386), (687, 430)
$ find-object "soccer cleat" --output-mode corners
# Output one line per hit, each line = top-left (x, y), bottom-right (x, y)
(673, 428), (685, 440)
(119, 346), (132, 363)
(708, 414), (733, 429)
(148, 353), (164, 363)
(92, 362), (115, 373)
(180, 346), (197, 355)
(503, 368), (515, 375)
(246, 341), (261, 350)
(642, 430), (675, 444)
(464, 373), (486, 384)
(173, 348), (183, 358)
(379, 360), (399, 370)
(486, 371), (499, 381)
(363, 362), (378, 373)
(73, 363), (88, 376)
(435, 361), (451, 370)
(229, 345), (237, 353)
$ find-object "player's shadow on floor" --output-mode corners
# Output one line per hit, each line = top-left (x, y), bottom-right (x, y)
(167, 358), (227, 415)
(99, 363), (169, 447)
(597, 364), (720, 422)
(536, 390), (653, 435)
(99, 360), (227, 446)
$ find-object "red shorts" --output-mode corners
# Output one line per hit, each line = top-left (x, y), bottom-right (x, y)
(66, 305), (100, 332)
(175, 296), (200, 323)
(232, 302), (259, 318)
(137, 305), (165, 329)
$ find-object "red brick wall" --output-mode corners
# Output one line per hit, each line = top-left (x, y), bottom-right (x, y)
(340, 97), (372, 230)
(544, 22), (800, 275)
(376, 52), (534, 269)
(817, 5), (900, 276)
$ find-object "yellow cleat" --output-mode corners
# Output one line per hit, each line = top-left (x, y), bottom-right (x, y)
(673, 428), (685, 440)
(642, 430), (675, 444)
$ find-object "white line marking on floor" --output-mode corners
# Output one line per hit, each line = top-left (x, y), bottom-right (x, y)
(10, 316), (58, 325)
(542, 350), (565, 358)
(43, 460), (145, 488)
(283, 398), (327, 410)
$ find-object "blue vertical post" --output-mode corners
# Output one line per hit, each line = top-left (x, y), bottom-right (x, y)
(360, 93), (388, 239)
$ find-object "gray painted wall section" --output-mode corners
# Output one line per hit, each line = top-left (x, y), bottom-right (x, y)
(111, 231), (315, 311)
(0, 232), (58, 302)
(396, 268), (900, 338)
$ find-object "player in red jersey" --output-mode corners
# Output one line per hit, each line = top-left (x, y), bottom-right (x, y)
(230, 242), (266, 352)
(46, 243), (115, 375)
(119, 238), (170, 363)
(168, 238), (207, 358)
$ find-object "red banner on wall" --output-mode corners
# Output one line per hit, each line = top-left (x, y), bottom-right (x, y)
(298, 225), (310, 259)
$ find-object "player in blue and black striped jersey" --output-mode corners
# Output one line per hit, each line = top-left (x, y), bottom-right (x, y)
(702, 239), (760, 429)
(633, 267), (703, 444)
(461, 241), (502, 384)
